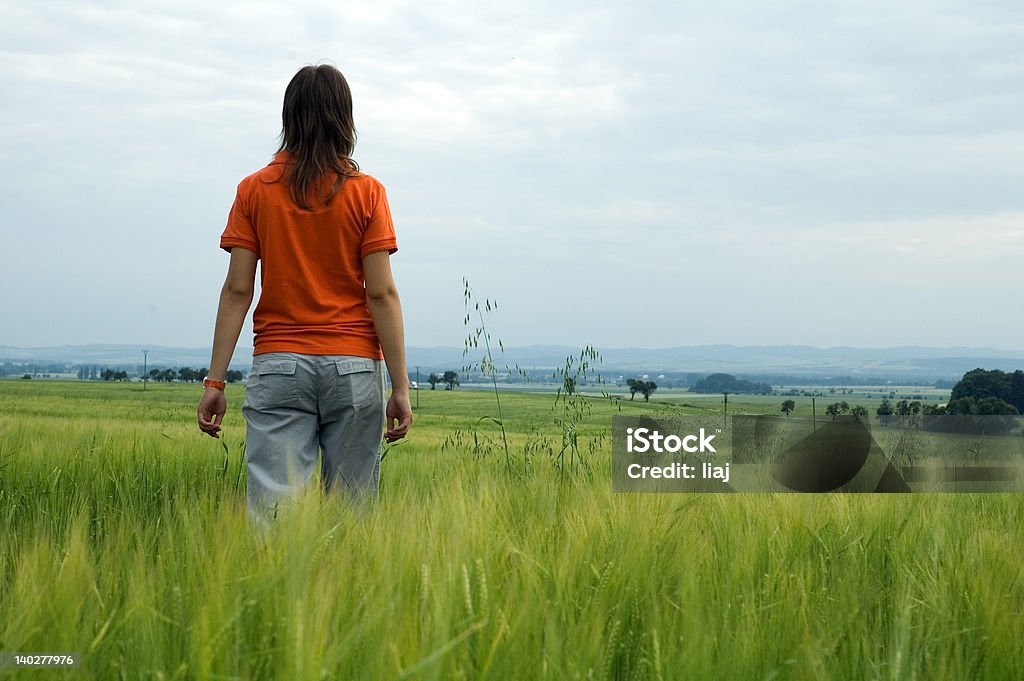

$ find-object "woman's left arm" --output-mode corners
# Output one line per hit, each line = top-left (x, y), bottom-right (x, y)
(197, 247), (258, 438)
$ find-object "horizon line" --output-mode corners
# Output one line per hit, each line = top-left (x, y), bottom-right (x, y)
(4, 341), (1024, 353)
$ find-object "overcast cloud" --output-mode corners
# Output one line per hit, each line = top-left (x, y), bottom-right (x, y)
(1, 0), (1022, 352)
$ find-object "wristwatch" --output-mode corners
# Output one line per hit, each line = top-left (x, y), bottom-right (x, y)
(203, 376), (227, 390)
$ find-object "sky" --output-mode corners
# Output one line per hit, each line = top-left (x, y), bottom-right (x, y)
(1, 0), (1022, 352)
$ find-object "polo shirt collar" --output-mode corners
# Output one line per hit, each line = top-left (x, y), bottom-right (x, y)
(270, 151), (295, 165)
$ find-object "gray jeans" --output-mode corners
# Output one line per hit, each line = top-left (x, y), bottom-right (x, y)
(242, 352), (385, 521)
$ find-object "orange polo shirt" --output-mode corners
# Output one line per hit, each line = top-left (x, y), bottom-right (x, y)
(219, 152), (398, 358)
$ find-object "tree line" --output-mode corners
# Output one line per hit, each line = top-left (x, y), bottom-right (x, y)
(75, 366), (132, 381)
(146, 368), (245, 383)
(74, 367), (244, 383)
(779, 368), (1022, 436)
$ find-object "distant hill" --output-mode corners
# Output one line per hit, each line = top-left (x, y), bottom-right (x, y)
(2, 343), (1023, 380)
(0, 344), (244, 369)
(421, 344), (1024, 379)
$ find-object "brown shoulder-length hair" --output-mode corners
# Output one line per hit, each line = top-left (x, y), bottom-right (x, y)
(276, 65), (360, 209)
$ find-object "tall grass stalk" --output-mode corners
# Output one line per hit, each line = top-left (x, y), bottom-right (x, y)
(552, 345), (606, 484)
(461, 278), (516, 477)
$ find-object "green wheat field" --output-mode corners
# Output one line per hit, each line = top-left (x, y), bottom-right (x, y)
(2, 379), (1023, 680)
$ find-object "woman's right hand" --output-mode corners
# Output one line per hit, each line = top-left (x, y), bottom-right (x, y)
(197, 387), (227, 438)
(385, 391), (412, 442)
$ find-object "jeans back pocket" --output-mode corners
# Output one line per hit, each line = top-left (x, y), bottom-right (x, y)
(246, 357), (300, 410)
(335, 357), (379, 409)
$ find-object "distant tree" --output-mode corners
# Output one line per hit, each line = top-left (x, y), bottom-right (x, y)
(952, 368), (1011, 403)
(923, 395), (1019, 436)
(975, 396), (1019, 416)
(1011, 371), (1024, 414)
(851, 405), (869, 422)
(178, 367), (195, 382)
(161, 368), (176, 382)
(21, 373), (31, 380)
(894, 400), (921, 417)
(877, 399), (894, 425)
(443, 370), (459, 390)
(781, 399), (796, 417)
(825, 402), (849, 420)
(428, 373), (440, 390)
(638, 380), (657, 402)
(626, 378), (640, 400)
(149, 369), (161, 382)
(951, 368), (1024, 414)
(888, 399), (922, 428)
(99, 368), (129, 381)
(225, 370), (244, 383)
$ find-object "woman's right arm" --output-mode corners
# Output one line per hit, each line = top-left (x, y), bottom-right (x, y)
(363, 250), (412, 442)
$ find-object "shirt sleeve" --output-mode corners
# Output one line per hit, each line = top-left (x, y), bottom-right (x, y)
(360, 181), (398, 259)
(219, 184), (260, 257)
